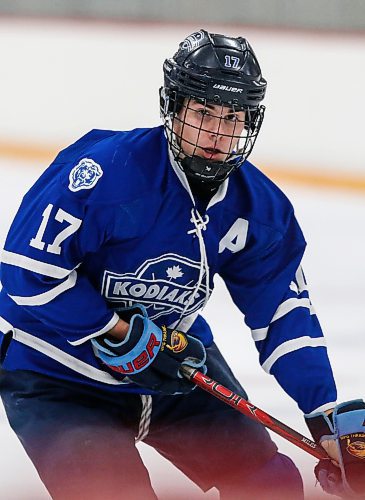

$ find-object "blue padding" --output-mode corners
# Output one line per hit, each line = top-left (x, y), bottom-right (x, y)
(334, 400), (365, 436)
(95, 317), (162, 374)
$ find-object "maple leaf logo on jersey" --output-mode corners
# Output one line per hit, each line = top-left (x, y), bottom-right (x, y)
(102, 253), (211, 322)
(166, 265), (184, 280)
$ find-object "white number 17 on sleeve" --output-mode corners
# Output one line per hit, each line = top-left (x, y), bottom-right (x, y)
(30, 203), (82, 255)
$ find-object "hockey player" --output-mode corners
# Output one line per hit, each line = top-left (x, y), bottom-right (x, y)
(0, 29), (364, 499)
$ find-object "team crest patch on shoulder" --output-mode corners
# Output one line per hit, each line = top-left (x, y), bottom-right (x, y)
(68, 158), (103, 192)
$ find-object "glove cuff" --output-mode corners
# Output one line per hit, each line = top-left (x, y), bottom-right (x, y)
(305, 412), (335, 443)
(336, 400), (365, 416)
(305, 400), (365, 443)
(113, 303), (148, 322)
(92, 315), (163, 375)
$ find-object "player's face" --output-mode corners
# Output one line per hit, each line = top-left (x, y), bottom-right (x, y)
(174, 99), (246, 162)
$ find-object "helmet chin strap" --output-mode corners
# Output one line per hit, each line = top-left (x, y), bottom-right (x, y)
(180, 156), (237, 186)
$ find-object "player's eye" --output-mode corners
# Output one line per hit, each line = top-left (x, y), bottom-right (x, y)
(224, 113), (238, 121)
(195, 108), (210, 117)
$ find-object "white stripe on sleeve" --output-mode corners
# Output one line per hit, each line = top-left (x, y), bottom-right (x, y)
(251, 326), (269, 341)
(305, 401), (337, 416)
(0, 316), (127, 385)
(295, 266), (308, 292)
(251, 297), (315, 341)
(68, 312), (120, 345)
(261, 336), (327, 373)
(272, 297), (315, 323)
(1, 250), (76, 279)
(0, 316), (13, 333)
(9, 270), (77, 306)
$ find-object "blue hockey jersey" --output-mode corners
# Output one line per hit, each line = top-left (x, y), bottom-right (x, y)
(0, 126), (337, 413)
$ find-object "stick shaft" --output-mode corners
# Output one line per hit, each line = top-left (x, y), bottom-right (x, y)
(181, 366), (328, 460)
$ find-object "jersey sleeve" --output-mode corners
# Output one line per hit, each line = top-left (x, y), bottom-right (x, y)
(219, 209), (337, 414)
(0, 163), (119, 345)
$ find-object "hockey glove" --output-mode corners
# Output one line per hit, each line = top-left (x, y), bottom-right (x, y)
(91, 304), (207, 395)
(305, 400), (365, 498)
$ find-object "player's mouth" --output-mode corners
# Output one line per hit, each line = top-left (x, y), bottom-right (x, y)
(201, 147), (224, 159)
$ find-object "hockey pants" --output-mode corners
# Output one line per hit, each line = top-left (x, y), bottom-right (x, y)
(0, 343), (304, 499)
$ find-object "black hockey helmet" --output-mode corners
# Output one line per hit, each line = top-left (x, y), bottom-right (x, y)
(160, 29), (267, 186)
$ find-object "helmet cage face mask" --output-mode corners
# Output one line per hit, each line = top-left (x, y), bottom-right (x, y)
(160, 30), (267, 186)
(160, 88), (265, 186)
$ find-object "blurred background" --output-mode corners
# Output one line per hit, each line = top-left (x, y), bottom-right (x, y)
(0, 1), (364, 498)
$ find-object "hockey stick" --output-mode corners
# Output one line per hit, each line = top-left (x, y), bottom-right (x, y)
(180, 365), (328, 460)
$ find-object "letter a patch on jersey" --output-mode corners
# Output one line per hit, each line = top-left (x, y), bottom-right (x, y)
(219, 218), (249, 254)
(68, 158), (103, 192)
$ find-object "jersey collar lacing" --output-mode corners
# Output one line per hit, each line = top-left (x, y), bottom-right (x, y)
(168, 149), (219, 328)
